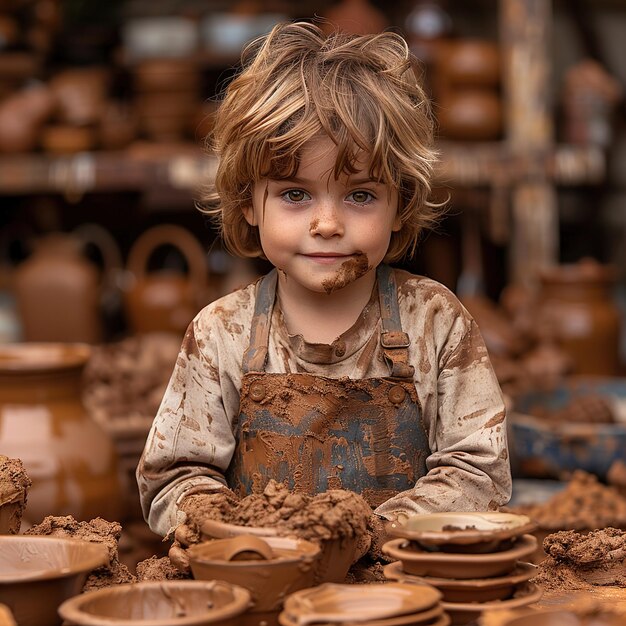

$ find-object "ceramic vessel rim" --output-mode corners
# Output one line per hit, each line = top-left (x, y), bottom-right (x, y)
(0, 342), (91, 372)
(383, 560), (537, 588)
(388, 511), (536, 544)
(200, 518), (279, 539)
(187, 535), (320, 566)
(382, 534), (537, 564)
(440, 581), (543, 612)
(58, 580), (252, 626)
(0, 535), (108, 583)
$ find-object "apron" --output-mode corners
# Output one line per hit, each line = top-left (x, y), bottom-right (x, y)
(226, 264), (429, 508)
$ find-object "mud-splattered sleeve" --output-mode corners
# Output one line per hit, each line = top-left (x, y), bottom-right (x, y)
(376, 293), (512, 521)
(136, 317), (238, 536)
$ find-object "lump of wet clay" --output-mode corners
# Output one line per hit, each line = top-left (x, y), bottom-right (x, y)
(510, 470), (626, 531)
(0, 455), (31, 534)
(181, 480), (372, 550)
(25, 515), (136, 590)
(136, 555), (190, 582)
(533, 527), (626, 591)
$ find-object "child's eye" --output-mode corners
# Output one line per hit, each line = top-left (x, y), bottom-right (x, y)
(282, 189), (310, 203)
(348, 190), (374, 204)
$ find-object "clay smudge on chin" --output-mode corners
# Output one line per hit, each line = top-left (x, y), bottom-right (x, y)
(322, 253), (370, 294)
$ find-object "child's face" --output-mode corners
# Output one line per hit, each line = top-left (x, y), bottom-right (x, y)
(244, 136), (401, 297)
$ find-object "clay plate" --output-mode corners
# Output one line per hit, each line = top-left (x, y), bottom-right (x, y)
(441, 582), (543, 626)
(280, 582), (442, 625)
(0, 535), (108, 626)
(383, 560), (537, 602)
(386, 512), (537, 553)
(58, 580), (252, 626)
(382, 534), (537, 579)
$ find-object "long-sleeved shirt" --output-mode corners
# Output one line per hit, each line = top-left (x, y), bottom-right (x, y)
(137, 268), (512, 536)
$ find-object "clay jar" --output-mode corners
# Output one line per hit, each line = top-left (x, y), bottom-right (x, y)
(14, 233), (103, 344)
(536, 259), (621, 376)
(124, 225), (209, 335)
(0, 343), (122, 525)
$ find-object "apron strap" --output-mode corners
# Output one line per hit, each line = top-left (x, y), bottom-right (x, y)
(377, 264), (415, 379)
(243, 265), (414, 379)
(242, 269), (277, 373)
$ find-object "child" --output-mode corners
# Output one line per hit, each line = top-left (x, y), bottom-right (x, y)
(137, 22), (511, 544)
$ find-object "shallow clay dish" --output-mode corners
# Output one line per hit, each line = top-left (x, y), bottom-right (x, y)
(383, 560), (537, 603)
(201, 518), (358, 584)
(0, 535), (108, 626)
(440, 582), (542, 625)
(386, 512), (537, 553)
(58, 580), (252, 626)
(382, 534), (537, 579)
(188, 535), (320, 613)
(280, 582), (442, 625)
(280, 606), (451, 626)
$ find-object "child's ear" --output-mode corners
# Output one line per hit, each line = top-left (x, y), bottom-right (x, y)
(243, 205), (257, 226)
(392, 213), (402, 232)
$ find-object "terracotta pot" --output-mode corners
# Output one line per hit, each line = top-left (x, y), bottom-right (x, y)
(14, 233), (103, 344)
(124, 225), (209, 335)
(49, 67), (110, 125)
(439, 39), (500, 88)
(536, 259), (621, 376)
(40, 124), (97, 154)
(0, 343), (122, 525)
(436, 90), (502, 141)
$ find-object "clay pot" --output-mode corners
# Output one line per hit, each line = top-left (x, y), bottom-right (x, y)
(49, 67), (110, 125)
(439, 39), (500, 88)
(536, 260), (621, 376)
(124, 225), (209, 335)
(133, 59), (200, 93)
(0, 84), (55, 153)
(14, 233), (103, 343)
(0, 343), (122, 525)
(0, 535), (108, 626)
(58, 580), (252, 626)
(437, 90), (502, 141)
(40, 124), (97, 153)
(200, 519), (359, 585)
(502, 608), (626, 626)
(189, 535), (319, 622)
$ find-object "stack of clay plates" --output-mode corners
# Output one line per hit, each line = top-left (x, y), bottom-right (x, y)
(279, 581), (450, 626)
(382, 512), (543, 626)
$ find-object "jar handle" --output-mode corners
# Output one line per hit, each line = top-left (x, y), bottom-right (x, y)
(126, 224), (208, 292)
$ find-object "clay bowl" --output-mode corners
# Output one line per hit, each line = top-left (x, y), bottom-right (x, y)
(279, 582), (443, 626)
(383, 560), (537, 603)
(201, 518), (358, 584)
(58, 580), (252, 626)
(188, 535), (320, 614)
(510, 377), (626, 480)
(0, 535), (109, 626)
(386, 512), (537, 553)
(381, 534), (537, 579)
(502, 609), (626, 626)
(441, 582), (542, 626)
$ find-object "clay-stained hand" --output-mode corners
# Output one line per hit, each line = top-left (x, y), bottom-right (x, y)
(168, 541), (190, 574)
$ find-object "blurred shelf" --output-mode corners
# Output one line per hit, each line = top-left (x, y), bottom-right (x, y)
(0, 141), (605, 198)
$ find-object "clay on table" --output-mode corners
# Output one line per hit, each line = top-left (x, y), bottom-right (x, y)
(0, 456), (31, 535)
(24, 515), (136, 590)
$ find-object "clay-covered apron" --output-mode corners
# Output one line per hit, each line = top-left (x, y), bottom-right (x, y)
(227, 264), (429, 508)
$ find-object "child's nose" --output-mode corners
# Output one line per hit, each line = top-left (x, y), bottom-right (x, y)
(309, 201), (344, 238)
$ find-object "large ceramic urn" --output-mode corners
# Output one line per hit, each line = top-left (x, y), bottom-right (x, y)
(0, 343), (122, 526)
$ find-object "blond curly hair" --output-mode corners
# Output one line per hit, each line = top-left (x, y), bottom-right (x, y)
(200, 21), (442, 262)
